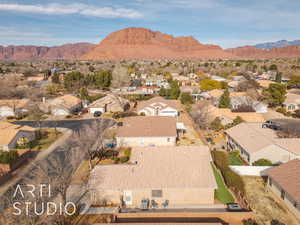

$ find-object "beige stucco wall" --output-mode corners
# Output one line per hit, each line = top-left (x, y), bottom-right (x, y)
(267, 178), (300, 219)
(93, 187), (215, 208)
(116, 136), (176, 147)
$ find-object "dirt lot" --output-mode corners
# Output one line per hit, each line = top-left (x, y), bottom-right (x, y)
(243, 176), (300, 225)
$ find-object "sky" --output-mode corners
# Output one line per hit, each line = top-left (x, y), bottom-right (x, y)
(0, 0), (299, 48)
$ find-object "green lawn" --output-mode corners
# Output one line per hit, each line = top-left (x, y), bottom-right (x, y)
(211, 163), (235, 204)
(228, 151), (245, 165)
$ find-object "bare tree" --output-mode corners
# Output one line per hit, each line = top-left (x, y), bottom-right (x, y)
(73, 119), (114, 170)
(190, 100), (213, 130)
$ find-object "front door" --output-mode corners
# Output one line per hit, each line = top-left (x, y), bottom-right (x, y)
(123, 190), (133, 206)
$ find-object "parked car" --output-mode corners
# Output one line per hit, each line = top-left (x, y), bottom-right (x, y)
(262, 120), (281, 130)
(226, 203), (243, 212)
(93, 111), (102, 117)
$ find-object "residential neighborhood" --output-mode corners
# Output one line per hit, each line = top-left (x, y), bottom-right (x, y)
(1, 58), (300, 225)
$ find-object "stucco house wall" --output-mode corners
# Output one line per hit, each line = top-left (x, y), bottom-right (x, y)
(267, 177), (300, 218)
(116, 136), (176, 147)
(226, 135), (296, 164)
(93, 187), (215, 208)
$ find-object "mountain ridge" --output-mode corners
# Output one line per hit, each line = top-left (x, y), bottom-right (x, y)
(1, 27), (300, 60)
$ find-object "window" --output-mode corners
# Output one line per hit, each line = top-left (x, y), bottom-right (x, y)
(167, 138), (171, 142)
(151, 190), (163, 198)
(281, 190), (285, 200)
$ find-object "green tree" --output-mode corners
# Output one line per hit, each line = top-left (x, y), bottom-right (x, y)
(64, 71), (84, 90)
(252, 158), (273, 166)
(94, 69), (112, 89)
(180, 92), (194, 105)
(79, 87), (89, 100)
(169, 80), (181, 99)
(262, 83), (287, 106)
(159, 87), (167, 97)
(275, 72), (282, 83)
(269, 64), (278, 71)
(200, 79), (222, 91)
(219, 89), (231, 108)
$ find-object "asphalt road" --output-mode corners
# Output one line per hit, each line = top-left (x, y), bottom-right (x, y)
(12, 118), (114, 131)
(271, 118), (300, 133)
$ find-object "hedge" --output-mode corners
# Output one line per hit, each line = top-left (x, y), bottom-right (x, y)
(211, 150), (245, 195)
(0, 150), (19, 164)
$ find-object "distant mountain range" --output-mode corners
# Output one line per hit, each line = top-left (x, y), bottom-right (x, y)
(253, 40), (300, 50)
(0, 28), (300, 60)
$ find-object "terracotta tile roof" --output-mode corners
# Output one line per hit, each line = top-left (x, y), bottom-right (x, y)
(0, 121), (35, 145)
(117, 116), (177, 138)
(136, 97), (181, 112)
(89, 146), (217, 190)
(266, 159), (300, 203)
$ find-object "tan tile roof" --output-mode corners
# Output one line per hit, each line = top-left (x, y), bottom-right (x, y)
(257, 80), (275, 88)
(266, 159), (300, 203)
(207, 89), (223, 98)
(117, 116), (177, 138)
(230, 92), (247, 97)
(53, 94), (81, 106)
(88, 94), (128, 108)
(225, 122), (300, 155)
(136, 97), (181, 112)
(89, 146), (217, 190)
(0, 99), (30, 109)
(210, 106), (265, 123)
(284, 93), (300, 105)
(0, 122), (35, 145)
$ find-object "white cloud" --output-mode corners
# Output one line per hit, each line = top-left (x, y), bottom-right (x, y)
(0, 3), (143, 19)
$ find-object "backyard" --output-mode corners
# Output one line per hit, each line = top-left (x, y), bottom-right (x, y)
(211, 163), (235, 204)
(228, 151), (245, 165)
(243, 176), (300, 225)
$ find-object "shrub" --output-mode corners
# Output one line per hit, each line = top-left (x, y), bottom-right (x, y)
(123, 147), (132, 157)
(243, 218), (258, 225)
(252, 158), (273, 166)
(112, 112), (138, 119)
(119, 156), (129, 163)
(0, 151), (19, 164)
(211, 150), (245, 195)
(210, 117), (224, 131)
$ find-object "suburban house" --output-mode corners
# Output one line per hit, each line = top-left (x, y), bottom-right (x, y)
(265, 159), (300, 218)
(225, 123), (300, 164)
(0, 122), (35, 151)
(87, 94), (130, 114)
(116, 116), (177, 147)
(210, 106), (265, 125)
(0, 99), (30, 118)
(137, 97), (180, 117)
(41, 94), (82, 116)
(283, 93), (300, 112)
(88, 146), (217, 208)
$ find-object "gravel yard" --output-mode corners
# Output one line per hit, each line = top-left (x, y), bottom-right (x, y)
(243, 176), (300, 225)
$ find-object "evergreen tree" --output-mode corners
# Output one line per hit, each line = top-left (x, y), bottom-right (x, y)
(275, 72), (282, 83)
(218, 89), (231, 108)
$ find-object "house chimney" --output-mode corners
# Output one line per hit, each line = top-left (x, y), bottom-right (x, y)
(42, 97), (46, 103)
